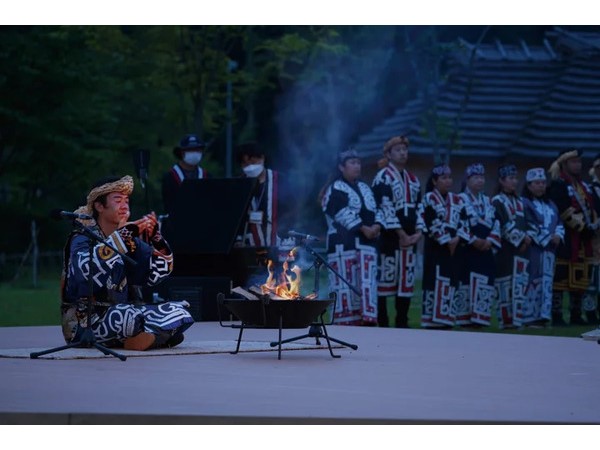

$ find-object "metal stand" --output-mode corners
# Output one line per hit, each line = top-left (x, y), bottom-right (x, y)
(270, 241), (358, 352)
(30, 222), (136, 361)
(218, 294), (338, 359)
(230, 305), (339, 360)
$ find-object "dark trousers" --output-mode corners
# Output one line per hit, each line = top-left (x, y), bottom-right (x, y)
(378, 296), (411, 328)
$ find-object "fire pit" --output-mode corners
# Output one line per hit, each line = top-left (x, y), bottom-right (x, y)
(217, 293), (339, 359)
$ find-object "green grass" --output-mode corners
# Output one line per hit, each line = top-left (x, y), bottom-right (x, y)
(0, 266), (595, 338)
(0, 269), (62, 326)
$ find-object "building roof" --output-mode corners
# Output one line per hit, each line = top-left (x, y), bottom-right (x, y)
(355, 27), (600, 163)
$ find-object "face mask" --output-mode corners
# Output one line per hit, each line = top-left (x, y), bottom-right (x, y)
(183, 151), (202, 166)
(243, 163), (264, 178)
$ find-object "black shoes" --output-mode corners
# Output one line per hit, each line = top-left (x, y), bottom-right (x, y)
(585, 312), (600, 325)
(552, 314), (568, 326)
(569, 315), (588, 326)
(165, 332), (185, 348)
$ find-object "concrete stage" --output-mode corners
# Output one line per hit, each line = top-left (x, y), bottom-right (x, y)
(0, 322), (599, 424)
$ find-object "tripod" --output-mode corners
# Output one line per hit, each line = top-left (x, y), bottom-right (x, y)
(30, 222), (136, 361)
(271, 241), (359, 351)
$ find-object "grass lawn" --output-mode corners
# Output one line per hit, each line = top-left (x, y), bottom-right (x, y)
(0, 268), (62, 326)
(0, 266), (595, 338)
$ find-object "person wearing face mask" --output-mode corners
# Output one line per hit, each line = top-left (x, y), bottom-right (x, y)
(161, 134), (209, 216)
(235, 142), (289, 249)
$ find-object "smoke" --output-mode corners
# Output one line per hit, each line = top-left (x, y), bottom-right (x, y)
(273, 29), (396, 235)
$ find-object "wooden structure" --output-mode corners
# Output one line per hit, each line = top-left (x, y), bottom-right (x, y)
(355, 27), (600, 190)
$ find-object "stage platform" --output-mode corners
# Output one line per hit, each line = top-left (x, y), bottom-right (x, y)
(0, 322), (599, 424)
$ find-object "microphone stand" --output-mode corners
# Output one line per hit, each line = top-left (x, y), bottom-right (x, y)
(275, 240), (358, 351)
(30, 221), (137, 361)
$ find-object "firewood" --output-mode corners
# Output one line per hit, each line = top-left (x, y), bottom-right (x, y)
(248, 285), (287, 300)
(231, 286), (259, 300)
(248, 286), (264, 296)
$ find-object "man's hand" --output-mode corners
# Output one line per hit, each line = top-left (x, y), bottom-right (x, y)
(473, 238), (492, 251)
(398, 229), (411, 247)
(409, 231), (422, 245)
(481, 239), (492, 251)
(519, 235), (532, 253)
(361, 224), (381, 240)
(124, 212), (158, 242)
(448, 236), (459, 256)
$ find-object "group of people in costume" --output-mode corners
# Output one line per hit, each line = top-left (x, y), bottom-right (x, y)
(59, 134), (600, 351)
(319, 138), (600, 330)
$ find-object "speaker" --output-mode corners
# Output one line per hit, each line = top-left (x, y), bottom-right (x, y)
(148, 276), (232, 322)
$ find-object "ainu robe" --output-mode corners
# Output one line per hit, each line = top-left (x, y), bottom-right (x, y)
(492, 192), (529, 328)
(456, 188), (501, 326)
(322, 177), (384, 325)
(522, 196), (564, 323)
(419, 189), (469, 328)
(61, 225), (193, 347)
(371, 163), (422, 298)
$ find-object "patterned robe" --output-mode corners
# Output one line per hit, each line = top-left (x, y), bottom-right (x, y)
(588, 179), (600, 311)
(547, 175), (596, 295)
(238, 169), (280, 248)
(371, 163), (421, 297)
(61, 225), (193, 347)
(522, 196), (564, 323)
(492, 192), (529, 328)
(419, 189), (469, 328)
(322, 177), (384, 325)
(457, 188), (501, 326)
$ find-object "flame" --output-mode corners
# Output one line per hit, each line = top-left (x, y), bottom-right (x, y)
(260, 248), (317, 300)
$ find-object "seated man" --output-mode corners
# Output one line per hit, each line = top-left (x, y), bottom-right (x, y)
(61, 175), (194, 351)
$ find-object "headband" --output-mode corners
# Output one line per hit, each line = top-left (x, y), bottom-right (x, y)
(466, 163), (485, 178)
(498, 164), (517, 179)
(338, 148), (359, 164)
(526, 168), (546, 182)
(432, 164), (451, 176)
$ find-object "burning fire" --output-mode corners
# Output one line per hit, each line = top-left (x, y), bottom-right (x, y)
(261, 248), (317, 300)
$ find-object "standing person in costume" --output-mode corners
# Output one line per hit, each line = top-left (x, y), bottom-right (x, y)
(371, 135), (422, 328)
(320, 148), (384, 326)
(521, 168), (564, 326)
(161, 134), (209, 216)
(585, 154), (600, 325)
(235, 142), (291, 249)
(61, 175), (194, 351)
(492, 164), (531, 329)
(234, 142), (296, 287)
(456, 163), (501, 327)
(419, 164), (469, 329)
(547, 149), (598, 325)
